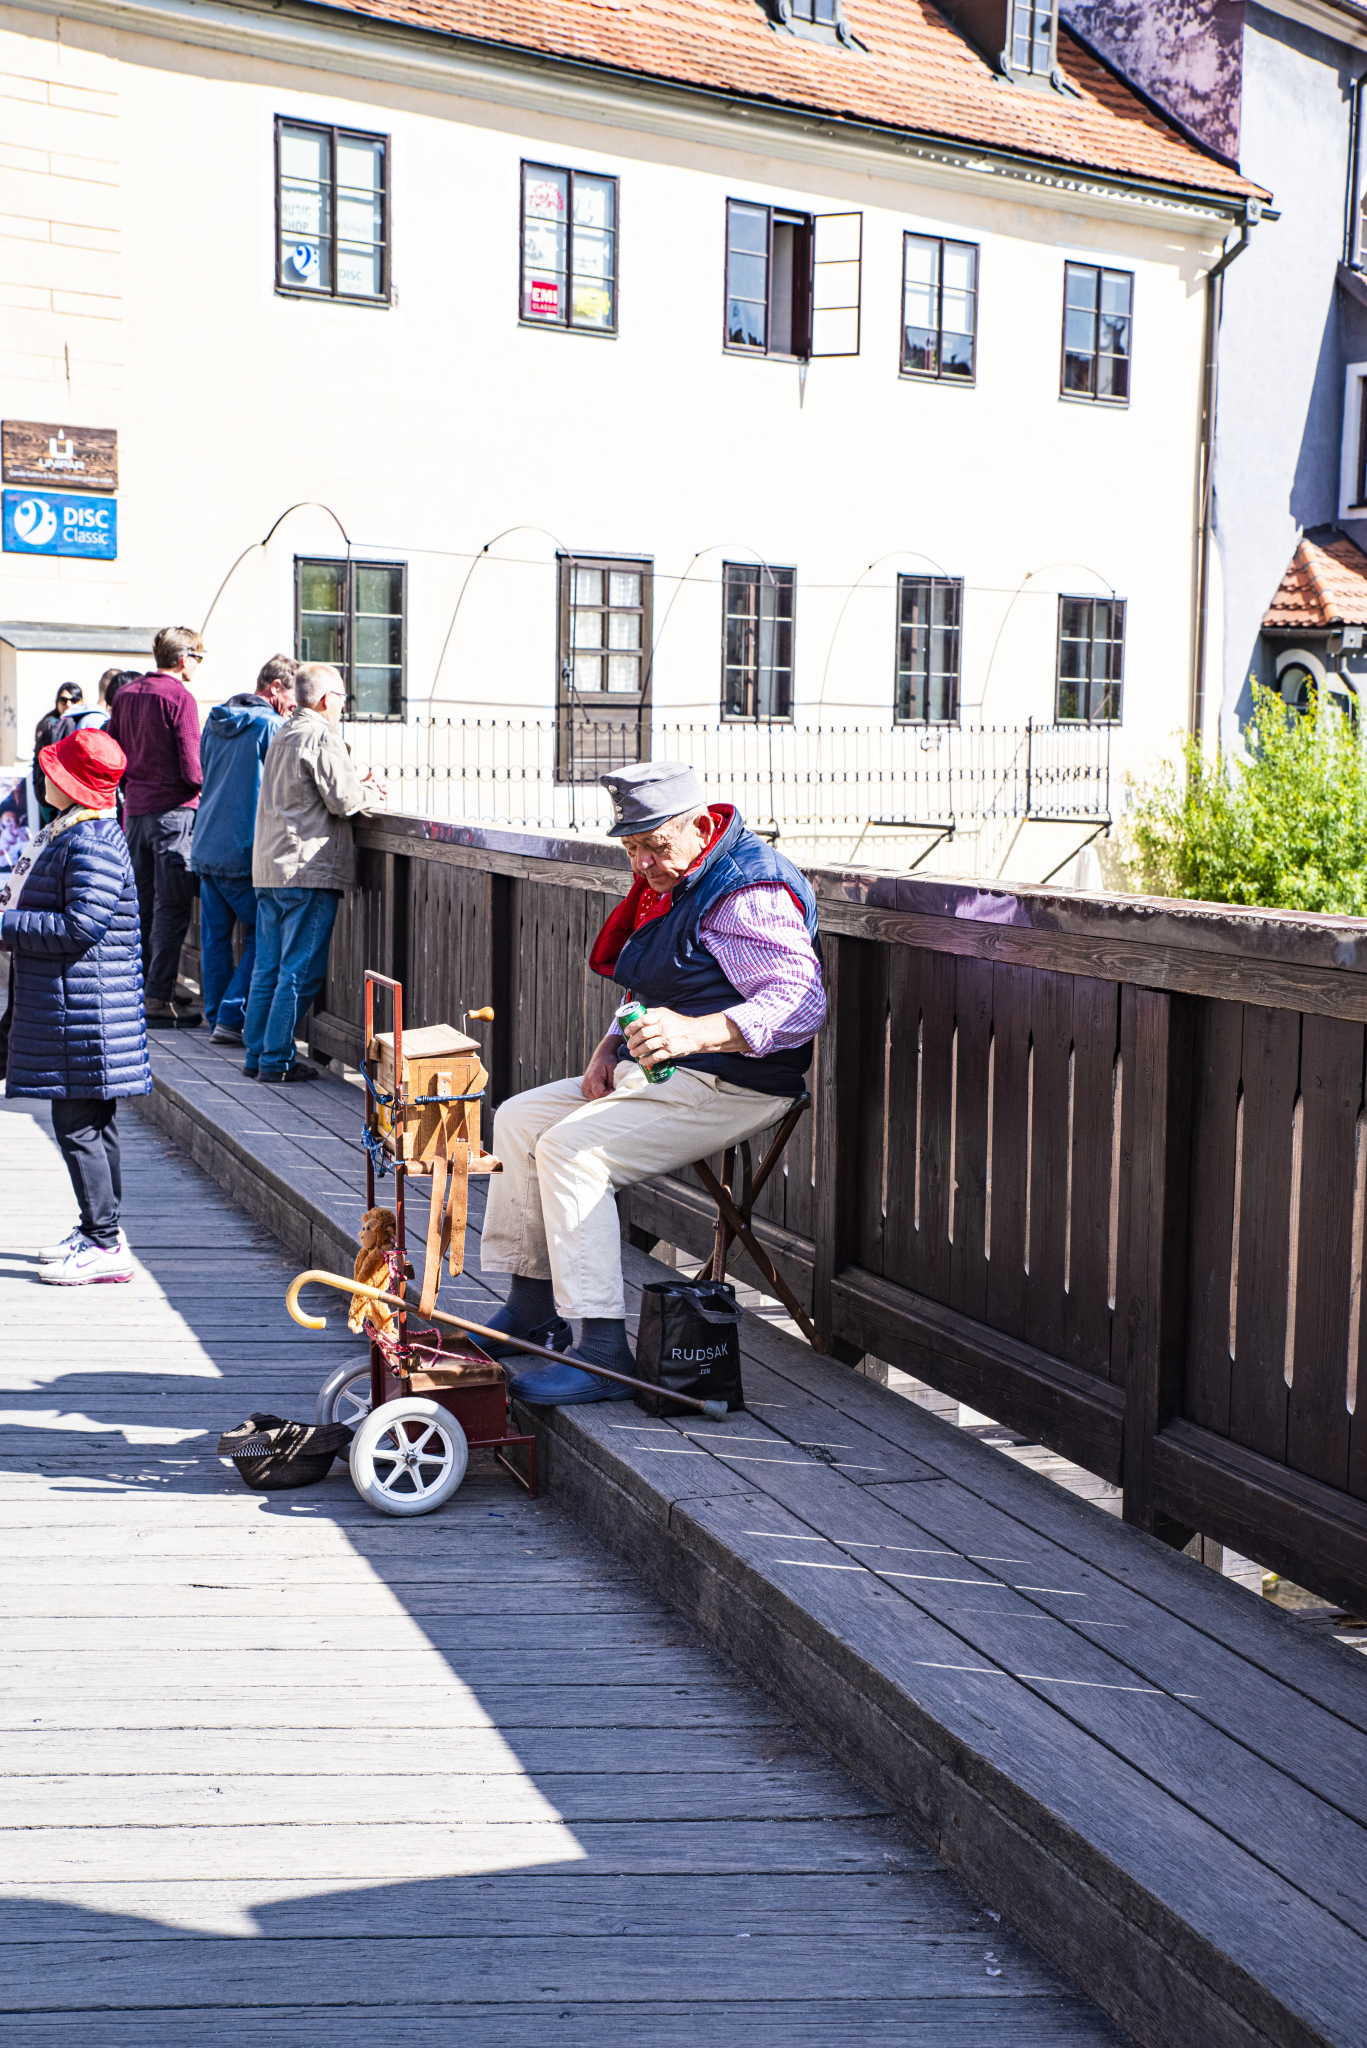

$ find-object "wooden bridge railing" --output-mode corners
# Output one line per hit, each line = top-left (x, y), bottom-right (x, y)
(306, 811), (1367, 1613)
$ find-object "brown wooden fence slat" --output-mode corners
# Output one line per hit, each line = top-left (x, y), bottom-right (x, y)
(985, 961), (1032, 1343)
(1025, 968), (1072, 1362)
(1230, 1005), (1301, 1465)
(904, 947), (955, 1305)
(950, 955), (993, 1326)
(855, 939), (892, 1280)
(1117, 986), (1194, 1541)
(1182, 996), (1244, 1439)
(1065, 976), (1119, 1383)
(1286, 1013), (1363, 1490)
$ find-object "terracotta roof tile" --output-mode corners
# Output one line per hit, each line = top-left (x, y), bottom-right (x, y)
(319, 0), (1259, 200)
(1264, 533), (1367, 631)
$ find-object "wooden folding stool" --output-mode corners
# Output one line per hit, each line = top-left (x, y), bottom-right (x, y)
(691, 1092), (816, 1347)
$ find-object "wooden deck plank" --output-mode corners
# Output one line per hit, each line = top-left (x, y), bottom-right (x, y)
(0, 1998), (1123, 2047)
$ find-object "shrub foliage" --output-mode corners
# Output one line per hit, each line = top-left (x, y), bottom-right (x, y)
(1129, 684), (1367, 914)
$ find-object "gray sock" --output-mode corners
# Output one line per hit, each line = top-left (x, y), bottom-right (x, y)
(577, 1317), (636, 1376)
(500, 1274), (557, 1332)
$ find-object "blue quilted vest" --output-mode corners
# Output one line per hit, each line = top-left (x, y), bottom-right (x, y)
(606, 810), (820, 1096)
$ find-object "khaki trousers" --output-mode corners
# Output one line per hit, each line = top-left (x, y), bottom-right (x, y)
(480, 1060), (793, 1320)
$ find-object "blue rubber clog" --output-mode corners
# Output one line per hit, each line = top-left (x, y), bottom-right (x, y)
(477, 1312), (574, 1361)
(507, 1357), (636, 1406)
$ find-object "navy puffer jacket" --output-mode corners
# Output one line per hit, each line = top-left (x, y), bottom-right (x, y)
(2, 818), (151, 1099)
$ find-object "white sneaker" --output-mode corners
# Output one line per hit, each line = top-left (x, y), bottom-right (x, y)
(39, 1226), (85, 1264)
(39, 1226), (127, 1265)
(40, 1237), (134, 1286)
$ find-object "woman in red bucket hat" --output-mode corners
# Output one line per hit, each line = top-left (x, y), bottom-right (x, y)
(1, 728), (150, 1284)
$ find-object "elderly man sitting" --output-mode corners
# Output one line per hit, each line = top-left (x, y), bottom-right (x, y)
(480, 760), (826, 1404)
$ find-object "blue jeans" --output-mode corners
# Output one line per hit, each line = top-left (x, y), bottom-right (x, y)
(244, 888), (340, 1076)
(198, 873), (258, 1032)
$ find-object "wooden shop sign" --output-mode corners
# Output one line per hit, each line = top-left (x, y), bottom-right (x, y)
(2, 420), (117, 493)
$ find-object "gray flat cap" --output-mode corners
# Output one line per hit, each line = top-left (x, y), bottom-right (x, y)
(601, 760), (708, 836)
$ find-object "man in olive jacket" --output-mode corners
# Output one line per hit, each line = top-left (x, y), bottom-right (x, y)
(243, 663), (381, 1083)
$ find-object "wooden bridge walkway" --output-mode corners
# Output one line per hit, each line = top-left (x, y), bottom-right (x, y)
(0, 1085), (1123, 2045)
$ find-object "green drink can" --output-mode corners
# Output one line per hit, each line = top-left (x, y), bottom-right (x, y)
(616, 999), (676, 1084)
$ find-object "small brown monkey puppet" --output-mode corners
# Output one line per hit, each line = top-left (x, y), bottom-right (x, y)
(349, 1207), (399, 1335)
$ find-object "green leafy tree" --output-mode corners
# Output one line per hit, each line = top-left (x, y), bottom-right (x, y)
(1129, 682), (1367, 914)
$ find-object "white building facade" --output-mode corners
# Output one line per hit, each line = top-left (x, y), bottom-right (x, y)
(0, 0), (1256, 872)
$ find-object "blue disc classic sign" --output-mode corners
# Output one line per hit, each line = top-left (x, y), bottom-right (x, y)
(3, 489), (117, 560)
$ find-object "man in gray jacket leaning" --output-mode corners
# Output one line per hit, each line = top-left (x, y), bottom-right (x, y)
(243, 662), (382, 1083)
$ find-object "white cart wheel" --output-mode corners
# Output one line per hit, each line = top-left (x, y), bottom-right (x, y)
(349, 1397), (468, 1517)
(315, 1363), (374, 1428)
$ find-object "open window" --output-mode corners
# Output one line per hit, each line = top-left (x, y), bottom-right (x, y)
(725, 201), (861, 358)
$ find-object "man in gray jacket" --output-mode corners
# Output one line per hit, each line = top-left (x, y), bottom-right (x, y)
(243, 662), (381, 1083)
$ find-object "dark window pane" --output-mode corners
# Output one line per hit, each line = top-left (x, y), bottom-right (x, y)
(355, 564), (401, 613)
(1064, 351), (1094, 394)
(1098, 353), (1130, 400)
(300, 562), (345, 611)
(353, 667), (400, 717)
(299, 616), (344, 666)
(902, 326), (938, 374)
(727, 298), (766, 348)
(941, 331), (974, 377)
(1099, 311), (1130, 360)
(355, 615), (402, 666)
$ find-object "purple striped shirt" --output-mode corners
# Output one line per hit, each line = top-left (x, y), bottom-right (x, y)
(702, 882), (826, 1054)
(609, 883), (826, 1057)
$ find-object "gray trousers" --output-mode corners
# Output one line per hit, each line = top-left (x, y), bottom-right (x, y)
(124, 807), (197, 1002)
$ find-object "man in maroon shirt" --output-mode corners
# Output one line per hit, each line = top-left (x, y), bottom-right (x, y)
(108, 625), (206, 1026)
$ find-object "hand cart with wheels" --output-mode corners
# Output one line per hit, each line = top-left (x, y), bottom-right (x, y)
(302, 968), (537, 1514)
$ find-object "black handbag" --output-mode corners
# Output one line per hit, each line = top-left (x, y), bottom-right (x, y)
(217, 1413), (353, 1491)
(634, 1280), (745, 1417)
